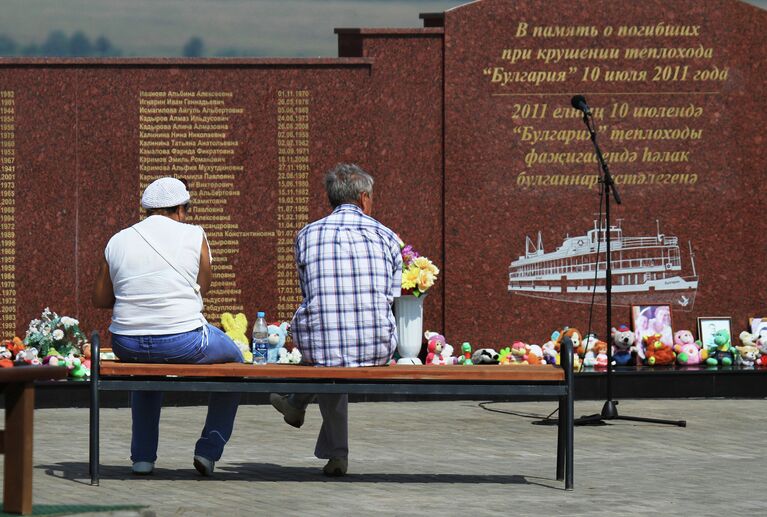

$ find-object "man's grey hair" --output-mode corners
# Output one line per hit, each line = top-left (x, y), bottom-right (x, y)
(324, 163), (374, 208)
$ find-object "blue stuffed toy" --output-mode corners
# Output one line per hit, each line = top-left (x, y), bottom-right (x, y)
(267, 322), (290, 363)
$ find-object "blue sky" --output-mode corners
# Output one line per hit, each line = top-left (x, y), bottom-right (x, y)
(0, 0), (463, 56)
(0, 0), (764, 57)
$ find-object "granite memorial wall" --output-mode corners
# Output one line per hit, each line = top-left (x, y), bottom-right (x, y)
(0, 0), (764, 347)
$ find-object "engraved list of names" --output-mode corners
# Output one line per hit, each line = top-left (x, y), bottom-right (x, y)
(138, 89), (246, 322)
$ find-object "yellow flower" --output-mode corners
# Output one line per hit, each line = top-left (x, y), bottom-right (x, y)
(417, 269), (435, 292)
(402, 265), (420, 290)
(413, 256), (439, 276)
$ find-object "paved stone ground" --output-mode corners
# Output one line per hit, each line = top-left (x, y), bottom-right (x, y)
(4, 399), (765, 516)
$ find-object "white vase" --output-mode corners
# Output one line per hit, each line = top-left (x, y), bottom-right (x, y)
(393, 294), (424, 365)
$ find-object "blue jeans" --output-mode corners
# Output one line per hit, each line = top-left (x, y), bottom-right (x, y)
(112, 324), (244, 463)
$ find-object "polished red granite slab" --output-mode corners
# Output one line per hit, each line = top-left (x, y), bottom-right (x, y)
(1, 0), (765, 352)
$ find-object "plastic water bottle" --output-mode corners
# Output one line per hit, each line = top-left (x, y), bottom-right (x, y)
(252, 311), (269, 365)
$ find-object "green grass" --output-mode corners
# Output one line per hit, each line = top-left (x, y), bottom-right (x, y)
(0, 504), (146, 516)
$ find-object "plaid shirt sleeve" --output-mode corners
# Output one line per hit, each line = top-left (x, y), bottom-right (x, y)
(390, 237), (403, 298)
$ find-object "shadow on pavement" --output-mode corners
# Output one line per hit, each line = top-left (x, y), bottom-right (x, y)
(37, 462), (563, 488)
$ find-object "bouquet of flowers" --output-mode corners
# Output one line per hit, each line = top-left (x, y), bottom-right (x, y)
(24, 307), (88, 358)
(400, 241), (440, 297)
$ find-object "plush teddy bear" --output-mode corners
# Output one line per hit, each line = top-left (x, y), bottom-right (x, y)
(471, 348), (499, 364)
(221, 312), (252, 363)
(611, 325), (636, 366)
(643, 333), (676, 366)
(498, 346), (512, 365)
(424, 331), (445, 365)
(704, 329), (735, 367)
(736, 345), (759, 367)
(427, 341), (445, 365)
(423, 331), (455, 365)
(267, 322), (290, 363)
(738, 331), (763, 367)
(739, 331), (757, 348)
(556, 328), (585, 357)
(673, 330), (704, 365)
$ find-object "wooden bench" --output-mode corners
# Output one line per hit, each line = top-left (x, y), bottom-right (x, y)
(88, 334), (574, 489)
(1, 365), (68, 515)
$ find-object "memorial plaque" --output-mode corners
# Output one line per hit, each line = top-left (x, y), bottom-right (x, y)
(443, 0), (767, 343)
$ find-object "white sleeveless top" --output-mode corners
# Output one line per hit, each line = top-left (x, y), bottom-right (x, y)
(105, 215), (208, 335)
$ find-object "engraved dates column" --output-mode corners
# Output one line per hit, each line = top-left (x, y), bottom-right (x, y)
(0, 89), (16, 336)
(276, 89), (310, 322)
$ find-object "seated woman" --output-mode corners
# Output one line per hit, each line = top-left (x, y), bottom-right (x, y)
(92, 177), (243, 477)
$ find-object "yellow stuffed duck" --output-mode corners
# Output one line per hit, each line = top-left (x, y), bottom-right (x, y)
(221, 312), (252, 363)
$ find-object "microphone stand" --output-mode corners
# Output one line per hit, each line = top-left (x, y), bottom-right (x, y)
(574, 109), (685, 427)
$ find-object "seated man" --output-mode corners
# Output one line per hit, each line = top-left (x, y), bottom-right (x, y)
(271, 163), (402, 476)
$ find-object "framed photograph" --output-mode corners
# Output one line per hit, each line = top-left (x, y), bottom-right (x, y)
(749, 317), (767, 341)
(697, 317), (732, 348)
(631, 304), (673, 347)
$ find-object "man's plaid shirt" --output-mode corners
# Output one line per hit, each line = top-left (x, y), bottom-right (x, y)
(291, 204), (402, 366)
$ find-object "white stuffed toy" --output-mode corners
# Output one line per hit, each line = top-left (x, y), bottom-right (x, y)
(278, 347), (302, 364)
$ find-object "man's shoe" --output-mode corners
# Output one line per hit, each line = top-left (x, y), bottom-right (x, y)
(269, 393), (305, 428)
(193, 455), (215, 476)
(132, 461), (154, 475)
(322, 457), (348, 477)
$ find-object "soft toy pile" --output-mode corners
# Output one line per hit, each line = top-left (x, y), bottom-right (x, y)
(0, 336), (90, 377)
(739, 331), (765, 367)
(396, 320), (767, 371)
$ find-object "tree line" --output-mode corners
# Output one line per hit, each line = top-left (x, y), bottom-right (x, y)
(0, 31), (208, 57)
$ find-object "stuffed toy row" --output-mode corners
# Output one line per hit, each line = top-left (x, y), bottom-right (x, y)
(220, 312), (298, 364)
(0, 336), (90, 377)
(411, 325), (767, 369)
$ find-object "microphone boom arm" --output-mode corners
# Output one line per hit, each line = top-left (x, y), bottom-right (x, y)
(582, 112), (621, 205)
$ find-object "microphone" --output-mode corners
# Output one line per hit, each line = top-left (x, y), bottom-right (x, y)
(570, 95), (591, 115)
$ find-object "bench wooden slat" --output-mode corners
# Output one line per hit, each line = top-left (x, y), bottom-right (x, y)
(0, 366), (68, 383)
(99, 362), (565, 382)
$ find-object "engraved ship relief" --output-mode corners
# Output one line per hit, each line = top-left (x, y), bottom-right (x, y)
(508, 220), (698, 311)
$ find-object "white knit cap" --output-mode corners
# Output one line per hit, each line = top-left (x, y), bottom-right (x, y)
(141, 177), (190, 209)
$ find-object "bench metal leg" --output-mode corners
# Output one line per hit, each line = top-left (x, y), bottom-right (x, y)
(556, 395), (565, 481)
(89, 331), (100, 486)
(565, 373), (574, 490)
